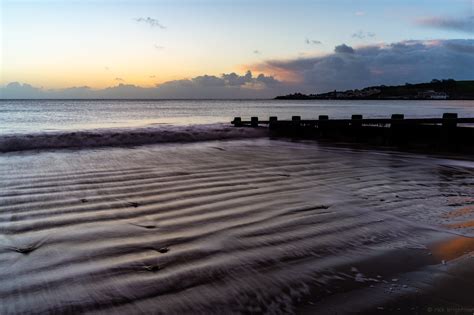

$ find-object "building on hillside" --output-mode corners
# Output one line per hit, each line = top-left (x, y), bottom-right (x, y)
(417, 90), (448, 100)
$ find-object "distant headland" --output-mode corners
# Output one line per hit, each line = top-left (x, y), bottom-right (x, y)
(275, 79), (474, 100)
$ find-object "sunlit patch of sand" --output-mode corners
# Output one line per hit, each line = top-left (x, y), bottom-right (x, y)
(444, 220), (474, 229)
(442, 205), (474, 218)
(429, 236), (474, 262)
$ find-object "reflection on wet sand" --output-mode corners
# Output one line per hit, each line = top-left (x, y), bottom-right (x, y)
(0, 139), (473, 313)
(430, 236), (474, 262)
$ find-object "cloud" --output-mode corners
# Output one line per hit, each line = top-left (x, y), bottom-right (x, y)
(115, 77), (124, 81)
(416, 16), (474, 33)
(51, 86), (95, 98)
(355, 11), (365, 16)
(0, 82), (44, 99)
(305, 38), (322, 45)
(3, 40), (473, 99)
(445, 41), (474, 54)
(134, 17), (166, 29)
(154, 71), (281, 98)
(0, 71), (283, 99)
(154, 45), (165, 50)
(0, 83), (96, 99)
(249, 39), (474, 93)
(334, 44), (355, 54)
(351, 30), (376, 39)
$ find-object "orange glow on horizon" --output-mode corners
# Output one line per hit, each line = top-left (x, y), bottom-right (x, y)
(240, 64), (302, 83)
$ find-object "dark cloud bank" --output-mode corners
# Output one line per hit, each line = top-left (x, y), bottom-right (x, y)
(257, 39), (474, 94)
(1, 71), (282, 99)
(1, 39), (473, 99)
(416, 16), (473, 34)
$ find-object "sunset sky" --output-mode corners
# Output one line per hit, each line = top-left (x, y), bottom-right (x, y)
(1, 0), (473, 98)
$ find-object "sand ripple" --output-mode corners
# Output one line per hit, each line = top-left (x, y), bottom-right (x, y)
(0, 139), (473, 313)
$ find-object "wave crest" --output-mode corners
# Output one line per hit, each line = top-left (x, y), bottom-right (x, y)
(0, 124), (268, 153)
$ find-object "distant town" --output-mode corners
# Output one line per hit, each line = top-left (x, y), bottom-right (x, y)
(275, 79), (474, 100)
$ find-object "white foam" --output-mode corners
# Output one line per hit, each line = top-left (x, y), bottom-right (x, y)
(0, 124), (268, 153)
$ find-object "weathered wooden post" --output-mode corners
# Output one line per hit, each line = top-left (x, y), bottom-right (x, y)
(391, 114), (404, 127)
(251, 117), (259, 127)
(351, 114), (363, 128)
(233, 117), (242, 127)
(390, 114), (405, 144)
(292, 116), (301, 127)
(442, 113), (458, 128)
(318, 115), (328, 128)
(269, 116), (278, 130)
(441, 113), (458, 148)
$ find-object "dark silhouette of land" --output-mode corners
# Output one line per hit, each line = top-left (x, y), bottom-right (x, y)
(275, 79), (474, 100)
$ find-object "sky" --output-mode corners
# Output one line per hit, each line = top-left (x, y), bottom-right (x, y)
(0, 0), (473, 98)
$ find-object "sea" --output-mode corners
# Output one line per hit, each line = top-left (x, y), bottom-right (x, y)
(1, 99), (474, 313)
(0, 99), (473, 152)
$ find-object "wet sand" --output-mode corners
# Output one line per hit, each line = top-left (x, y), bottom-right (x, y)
(0, 139), (473, 314)
(298, 234), (474, 314)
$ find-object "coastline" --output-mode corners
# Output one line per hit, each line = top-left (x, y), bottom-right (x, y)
(274, 80), (474, 101)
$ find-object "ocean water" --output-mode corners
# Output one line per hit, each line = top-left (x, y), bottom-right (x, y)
(1, 99), (473, 134)
(1, 100), (474, 312)
(0, 99), (472, 153)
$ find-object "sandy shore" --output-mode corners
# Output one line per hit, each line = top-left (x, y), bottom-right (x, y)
(0, 139), (473, 313)
(298, 234), (474, 314)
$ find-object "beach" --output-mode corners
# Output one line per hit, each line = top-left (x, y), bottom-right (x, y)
(3, 0), (474, 311)
(1, 136), (473, 313)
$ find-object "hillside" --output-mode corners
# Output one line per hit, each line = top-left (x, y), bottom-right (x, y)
(275, 80), (474, 100)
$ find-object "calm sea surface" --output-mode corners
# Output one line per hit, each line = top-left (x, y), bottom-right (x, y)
(1, 99), (473, 134)
(1, 101), (474, 312)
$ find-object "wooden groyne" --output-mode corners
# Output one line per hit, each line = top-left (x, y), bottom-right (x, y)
(231, 113), (474, 153)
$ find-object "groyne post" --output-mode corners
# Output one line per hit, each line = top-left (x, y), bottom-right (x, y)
(318, 115), (329, 131)
(269, 116), (278, 129)
(391, 114), (405, 121)
(442, 113), (458, 128)
(233, 117), (242, 127)
(351, 114), (363, 128)
(292, 116), (301, 127)
(251, 117), (259, 127)
(390, 114), (405, 144)
(391, 114), (405, 127)
(441, 113), (459, 148)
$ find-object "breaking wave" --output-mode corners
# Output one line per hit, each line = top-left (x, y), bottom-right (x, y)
(0, 124), (268, 153)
